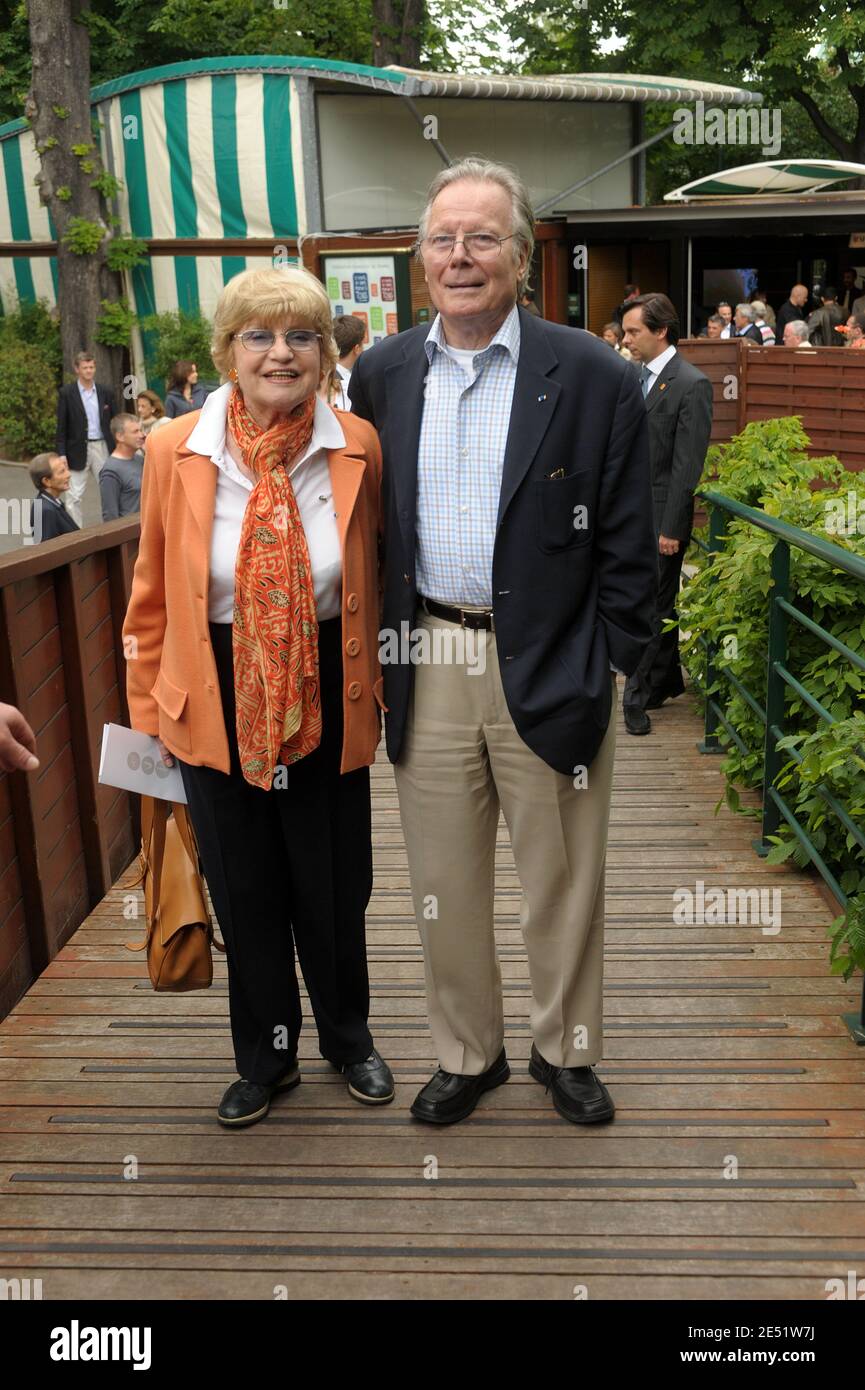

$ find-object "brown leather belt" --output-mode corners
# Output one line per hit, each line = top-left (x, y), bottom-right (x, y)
(421, 596), (495, 631)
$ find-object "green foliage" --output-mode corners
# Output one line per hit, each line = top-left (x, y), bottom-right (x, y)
(90, 169), (121, 201)
(95, 297), (136, 348)
(51, 105), (70, 119)
(56, 186), (72, 202)
(0, 340), (59, 460)
(62, 216), (104, 255)
(0, 298), (62, 386)
(827, 897), (865, 982)
(105, 235), (148, 272)
(681, 416), (865, 980)
(70, 142), (95, 158)
(140, 309), (216, 385)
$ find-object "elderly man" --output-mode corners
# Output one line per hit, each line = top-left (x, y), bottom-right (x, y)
(782, 320), (811, 349)
(732, 303), (763, 344)
(350, 157), (657, 1126)
(844, 312), (865, 348)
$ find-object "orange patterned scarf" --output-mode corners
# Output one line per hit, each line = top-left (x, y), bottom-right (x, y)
(228, 386), (321, 789)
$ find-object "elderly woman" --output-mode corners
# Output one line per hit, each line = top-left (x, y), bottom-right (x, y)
(123, 266), (393, 1127)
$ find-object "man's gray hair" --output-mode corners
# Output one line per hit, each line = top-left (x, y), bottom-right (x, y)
(786, 319), (810, 342)
(417, 157), (535, 295)
(735, 303), (755, 320)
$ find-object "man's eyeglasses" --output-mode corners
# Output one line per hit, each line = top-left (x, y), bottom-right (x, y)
(419, 233), (515, 259)
(233, 329), (322, 353)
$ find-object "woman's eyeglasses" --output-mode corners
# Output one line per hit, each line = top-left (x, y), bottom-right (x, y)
(419, 233), (515, 259)
(233, 329), (322, 353)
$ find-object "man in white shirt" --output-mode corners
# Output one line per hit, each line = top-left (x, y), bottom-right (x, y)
(55, 351), (116, 527)
(330, 314), (366, 411)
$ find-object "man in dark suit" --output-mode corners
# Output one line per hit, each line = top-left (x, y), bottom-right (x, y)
(55, 350), (116, 527)
(731, 303), (763, 344)
(621, 292), (713, 735)
(28, 452), (80, 543)
(351, 156), (657, 1128)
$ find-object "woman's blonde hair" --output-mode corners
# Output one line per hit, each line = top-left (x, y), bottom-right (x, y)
(211, 266), (338, 386)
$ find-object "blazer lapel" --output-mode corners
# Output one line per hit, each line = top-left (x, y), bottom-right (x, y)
(497, 309), (561, 526)
(384, 340), (428, 561)
(328, 439), (367, 555)
(175, 433), (218, 552)
(645, 356), (679, 413)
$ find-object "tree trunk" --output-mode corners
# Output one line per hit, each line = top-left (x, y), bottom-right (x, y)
(371, 0), (425, 68)
(25, 0), (125, 395)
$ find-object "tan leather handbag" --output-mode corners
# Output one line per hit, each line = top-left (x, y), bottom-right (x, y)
(124, 796), (225, 990)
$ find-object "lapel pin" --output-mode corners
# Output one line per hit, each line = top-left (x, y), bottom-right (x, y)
(537, 393), (547, 402)
(659, 382), (667, 391)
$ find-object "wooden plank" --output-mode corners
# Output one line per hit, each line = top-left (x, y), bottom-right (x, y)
(0, 690), (861, 1300)
(54, 561), (111, 905)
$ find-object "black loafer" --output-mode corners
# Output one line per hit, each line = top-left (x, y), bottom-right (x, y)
(410, 1048), (510, 1125)
(529, 1044), (614, 1124)
(624, 707), (651, 735)
(340, 1048), (395, 1104)
(217, 1061), (300, 1128)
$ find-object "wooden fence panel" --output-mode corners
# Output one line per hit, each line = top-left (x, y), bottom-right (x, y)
(0, 521), (140, 1020)
(678, 339), (865, 471)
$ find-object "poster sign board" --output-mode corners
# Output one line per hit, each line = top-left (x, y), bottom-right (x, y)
(321, 252), (412, 347)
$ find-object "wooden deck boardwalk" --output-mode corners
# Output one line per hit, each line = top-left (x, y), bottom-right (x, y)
(1, 689), (863, 1301)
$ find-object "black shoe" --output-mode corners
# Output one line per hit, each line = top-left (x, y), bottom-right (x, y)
(623, 706), (651, 735)
(410, 1048), (510, 1125)
(529, 1044), (614, 1124)
(217, 1061), (300, 1128)
(340, 1048), (395, 1105)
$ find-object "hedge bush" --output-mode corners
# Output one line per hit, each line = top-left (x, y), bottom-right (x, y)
(140, 309), (216, 390)
(0, 298), (62, 387)
(680, 417), (865, 979)
(0, 340), (59, 460)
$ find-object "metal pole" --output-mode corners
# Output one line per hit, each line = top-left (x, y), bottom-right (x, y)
(399, 94), (453, 167)
(697, 503), (725, 754)
(532, 123), (676, 216)
(756, 538), (791, 853)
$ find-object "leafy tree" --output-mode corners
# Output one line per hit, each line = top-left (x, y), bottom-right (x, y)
(500, 1), (865, 193)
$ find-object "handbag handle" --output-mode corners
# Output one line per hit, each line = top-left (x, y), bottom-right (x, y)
(124, 796), (225, 954)
(125, 796), (170, 952)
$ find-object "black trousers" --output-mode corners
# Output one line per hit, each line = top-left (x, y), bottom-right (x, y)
(177, 618), (374, 1084)
(623, 534), (689, 712)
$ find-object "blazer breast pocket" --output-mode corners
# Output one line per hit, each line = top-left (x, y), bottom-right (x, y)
(534, 468), (594, 553)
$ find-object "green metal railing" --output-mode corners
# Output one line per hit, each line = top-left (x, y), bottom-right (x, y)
(693, 490), (865, 1041)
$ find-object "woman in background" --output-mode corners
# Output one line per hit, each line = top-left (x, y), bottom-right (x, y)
(164, 360), (208, 417)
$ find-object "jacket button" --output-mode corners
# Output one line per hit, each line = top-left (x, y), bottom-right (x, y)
(346, 592), (359, 613)
(347, 681), (362, 700)
(345, 637), (360, 656)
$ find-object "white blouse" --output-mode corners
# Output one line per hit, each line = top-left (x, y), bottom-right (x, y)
(185, 383), (345, 624)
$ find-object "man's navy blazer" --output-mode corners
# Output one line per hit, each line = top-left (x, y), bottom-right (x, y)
(56, 380), (116, 470)
(350, 305), (658, 776)
(30, 493), (80, 542)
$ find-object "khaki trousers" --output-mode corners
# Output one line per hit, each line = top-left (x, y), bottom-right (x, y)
(65, 439), (108, 527)
(394, 609), (617, 1075)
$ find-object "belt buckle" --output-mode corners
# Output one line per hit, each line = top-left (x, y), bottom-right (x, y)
(461, 607), (493, 632)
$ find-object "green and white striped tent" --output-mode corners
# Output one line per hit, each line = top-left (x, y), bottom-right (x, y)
(0, 55), (762, 379)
